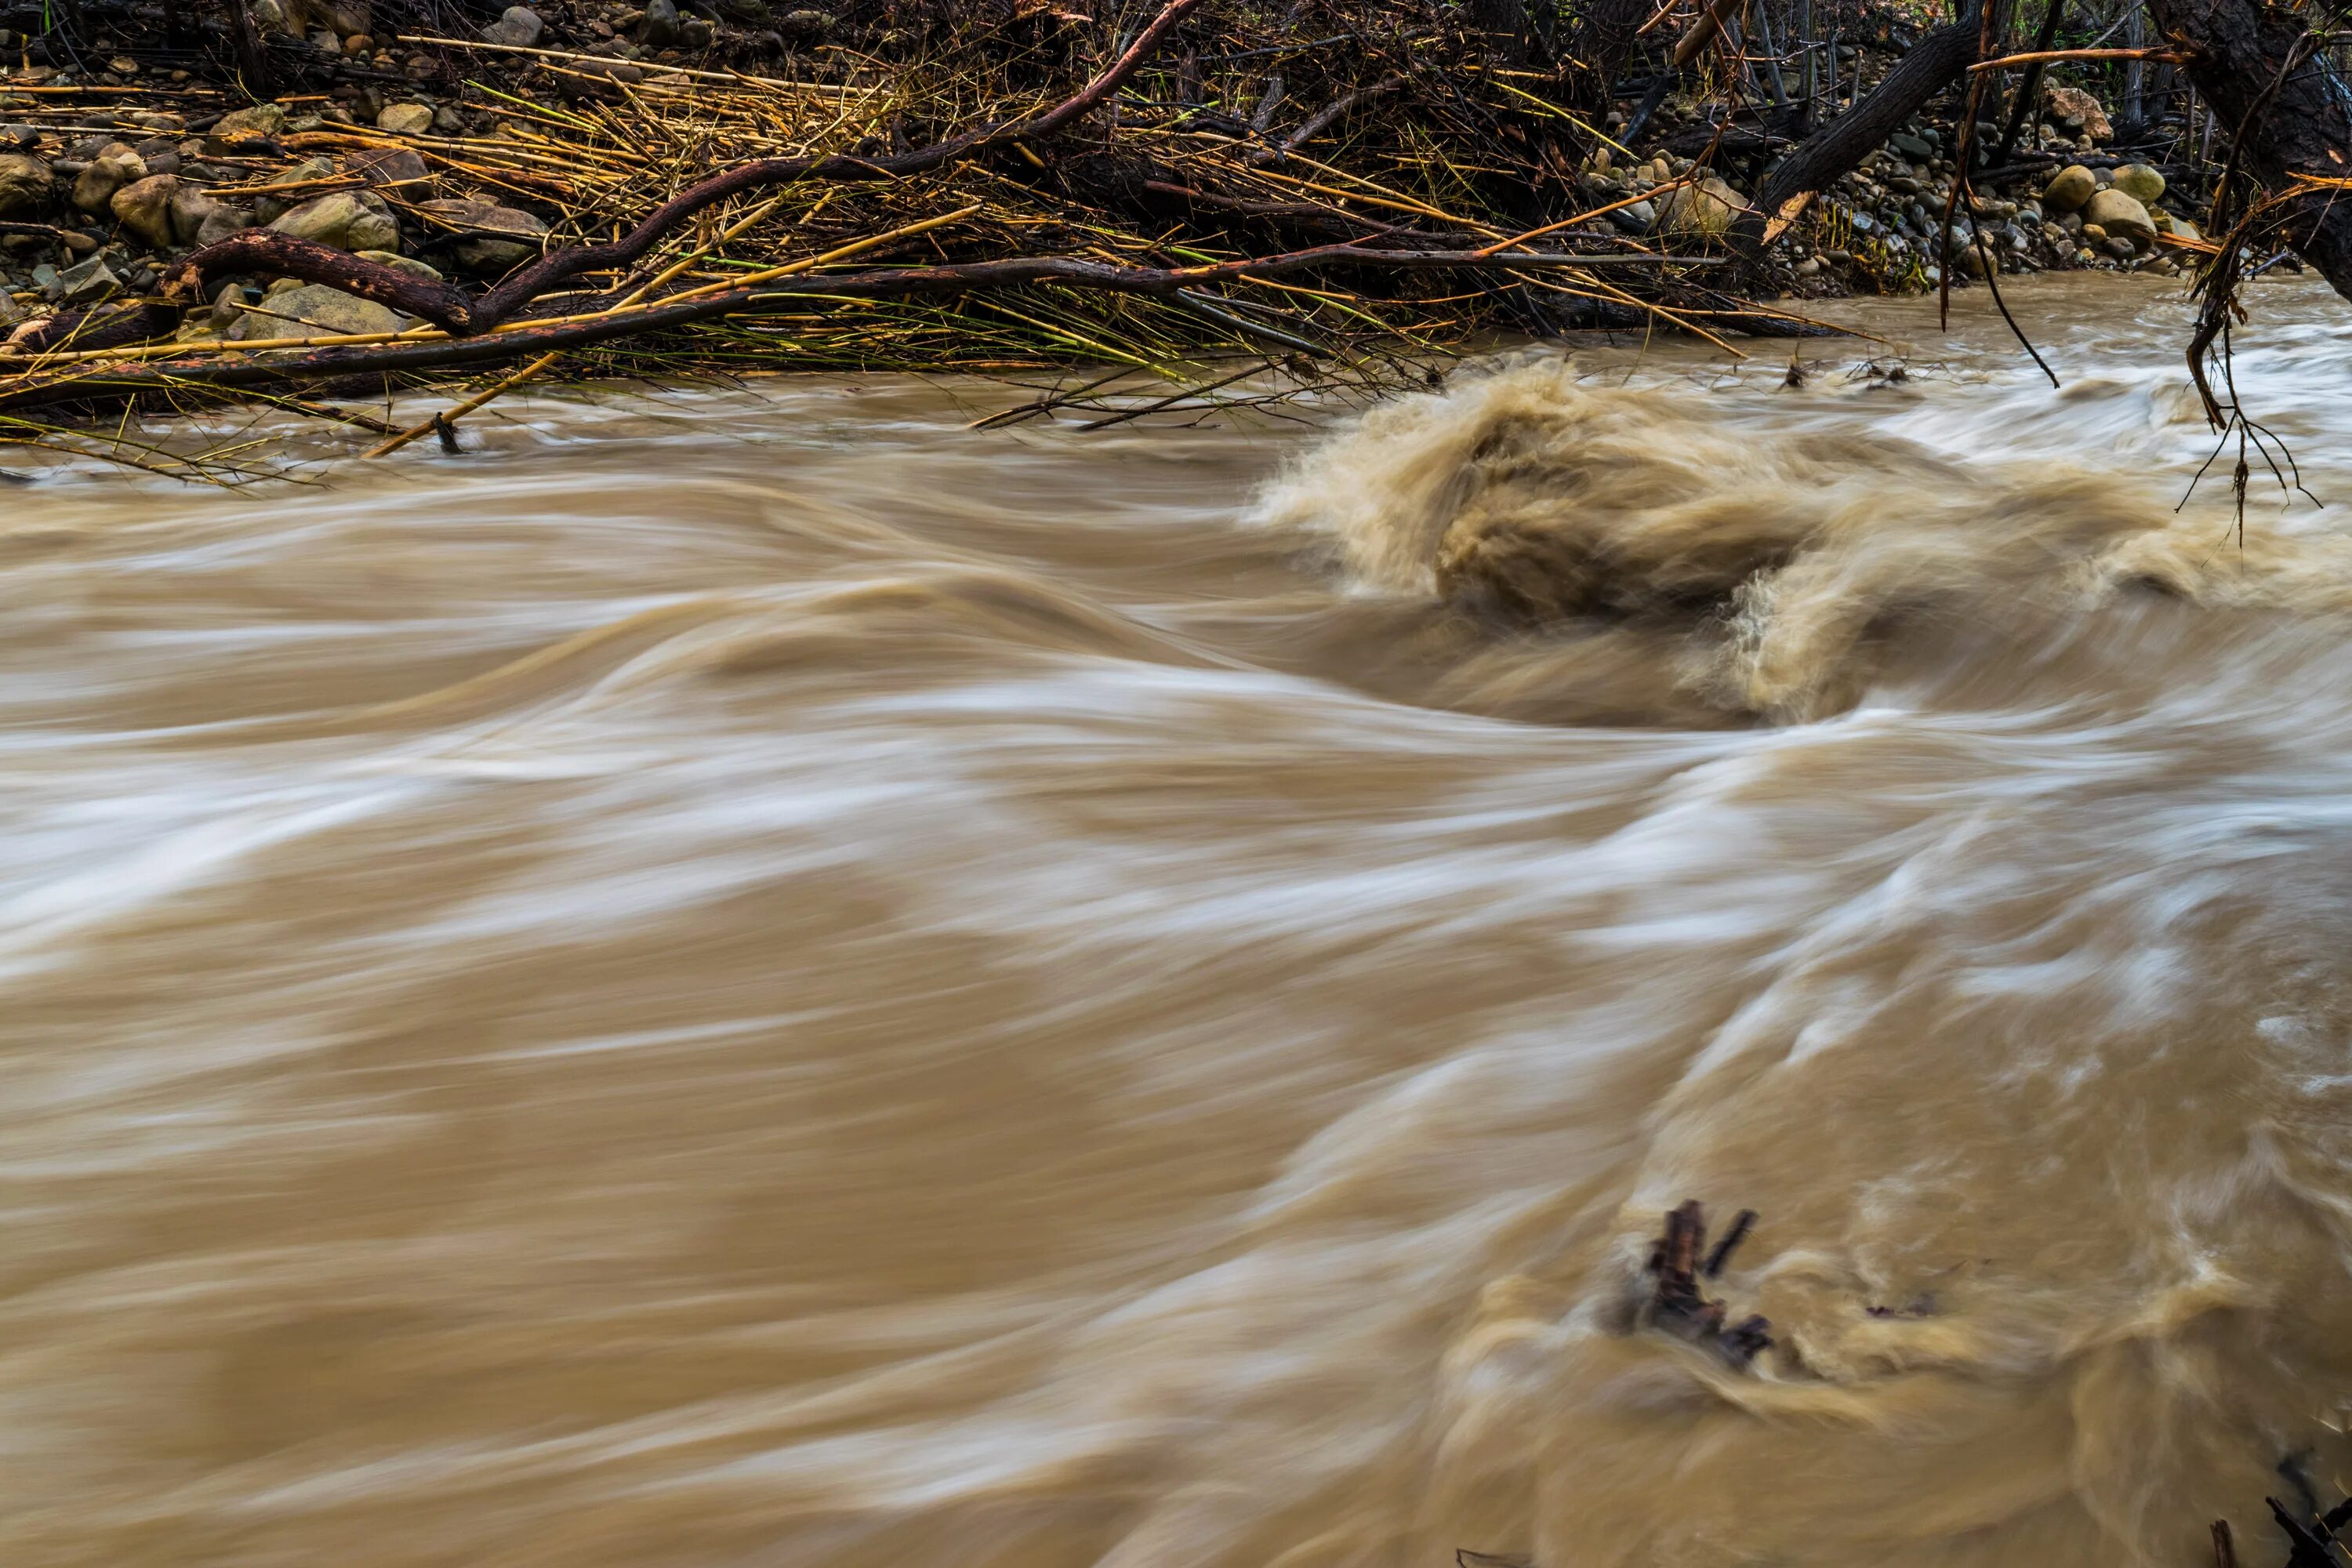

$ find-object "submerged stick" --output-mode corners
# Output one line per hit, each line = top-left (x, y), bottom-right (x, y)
(361, 351), (562, 457)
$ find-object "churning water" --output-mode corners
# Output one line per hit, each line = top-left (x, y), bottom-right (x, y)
(4, 275), (2352, 1566)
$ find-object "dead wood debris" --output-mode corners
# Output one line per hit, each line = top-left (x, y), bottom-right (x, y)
(1642, 1199), (1771, 1367)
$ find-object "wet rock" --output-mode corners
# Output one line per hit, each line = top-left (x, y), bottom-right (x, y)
(348, 146), (431, 191)
(776, 5), (833, 42)
(210, 279), (249, 327)
(419, 196), (549, 271)
(1607, 198), (1655, 234)
(719, 0), (769, 23)
(269, 189), (400, 251)
(107, 171), (178, 248)
(355, 248), (443, 280)
(195, 202), (256, 245)
(2112, 162), (2165, 205)
(1655, 175), (1744, 240)
(214, 102), (291, 137)
(168, 183), (225, 245)
(2168, 214), (2204, 244)
(480, 5), (543, 45)
(637, 0), (677, 47)
(2041, 163), (2096, 211)
(0, 152), (49, 217)
(70, 151), (143, 215)
(1889, 131), (1933, 160)
(49, 252), (118, 304)
(376, 101), (434, 136)
(232, 281), (405, 339)
(2084, 187), (2155, 247)
(2101, 235), (2136, 260)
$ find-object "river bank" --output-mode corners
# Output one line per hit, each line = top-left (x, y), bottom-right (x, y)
(3, 0), (2331, 482)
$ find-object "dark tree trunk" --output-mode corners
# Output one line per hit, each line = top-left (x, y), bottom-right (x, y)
(2144, 0), (2352, 301)
(1730, 7), (1987, 252)
(223, 0), (278, 97)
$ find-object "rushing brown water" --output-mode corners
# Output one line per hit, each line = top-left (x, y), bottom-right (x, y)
(8, 276), (2352, 1568)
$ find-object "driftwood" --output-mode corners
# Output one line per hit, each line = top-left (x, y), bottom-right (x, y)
(2212, 1458), (2352, 1568)
(1642, 1200), (1770, 1367)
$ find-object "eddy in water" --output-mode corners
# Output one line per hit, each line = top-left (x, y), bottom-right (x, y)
(1, 278), (2350, 1568)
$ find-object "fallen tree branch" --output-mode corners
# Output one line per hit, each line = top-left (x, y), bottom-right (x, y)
(1247, 74), (1407, 164)
(1730, 5), (1990, 260)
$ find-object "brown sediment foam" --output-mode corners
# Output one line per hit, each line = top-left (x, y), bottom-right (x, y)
(1256, 353), (2352, 722)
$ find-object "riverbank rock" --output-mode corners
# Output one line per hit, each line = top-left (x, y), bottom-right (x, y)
(347, 146), (431, 191)
(231, 281), (405, 339)
(2112, 162), (2165, 204)
(375, 100), (434, 135)
(419, 195), (548, 270)
(0, 152), (48, 216)
(637, 0), (677, 45)
(213, 102), (290, 138)
(2043, 85), (2111, 143)
(107, 171), (178, 247)
(480, 5), (543, 45)
(1657, 175), (1744, 239)
(50, 252), (118, 304)
(355, 247), (443, 280)
(2083, 187), (2155, 246)
(269, 188), (399, 251)
(193, 198), (254, 245)
(2041, 163), (2096, 212)
(777, 6), (833, 42)
(71, 150), (143, 215)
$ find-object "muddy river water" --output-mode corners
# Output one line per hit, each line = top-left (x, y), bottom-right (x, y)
(4, 276), (2352, 1566)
